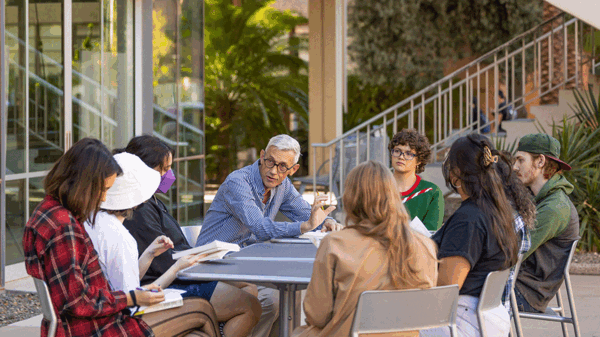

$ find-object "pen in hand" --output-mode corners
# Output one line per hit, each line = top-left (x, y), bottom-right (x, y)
(317, 192), (325, 210)
(136, 287), (160, 293)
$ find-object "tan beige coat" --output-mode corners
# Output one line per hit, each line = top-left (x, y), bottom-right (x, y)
(292, 228), (438, 337)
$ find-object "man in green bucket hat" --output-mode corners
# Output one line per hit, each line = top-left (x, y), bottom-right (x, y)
(512, 133), (580, 313)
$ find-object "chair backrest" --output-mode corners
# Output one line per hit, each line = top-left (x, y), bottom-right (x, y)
(33, 277), (58, 337)
(349, 285), (459, 337)
(478, 268), (511, 313)
(181, 225), (202, 246)
(563, 240), (579, 277)
(512, 254), (524, 285)
(477, 268), (512, 337)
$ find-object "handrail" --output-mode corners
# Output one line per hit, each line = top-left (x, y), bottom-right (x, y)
(311, 12), (600, 212)
(315, 15), (578, 148)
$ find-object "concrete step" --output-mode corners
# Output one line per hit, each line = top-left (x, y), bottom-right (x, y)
(420, 163), (449, 196)
(492, 75), (600, 148)
(499, 118), (538, 146)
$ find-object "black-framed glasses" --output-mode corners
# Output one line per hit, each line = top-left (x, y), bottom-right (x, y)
(262, 157), (295, 173)
(391, 149), (416, 160)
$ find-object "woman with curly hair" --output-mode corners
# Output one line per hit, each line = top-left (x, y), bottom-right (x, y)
(388, 128), (444, 230)
(293, 160), (438, 337)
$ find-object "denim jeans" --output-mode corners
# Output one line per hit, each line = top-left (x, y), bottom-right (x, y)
(514, 286), (544, 313)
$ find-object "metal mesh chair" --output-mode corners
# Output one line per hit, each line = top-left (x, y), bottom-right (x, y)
(33, 277), (57, 337)
(349, 285), (459, 337)
(477, 268), (512, 337)
(511, 240), (580, 337)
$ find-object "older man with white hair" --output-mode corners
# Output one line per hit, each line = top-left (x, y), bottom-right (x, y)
(196, 134), (339, 337)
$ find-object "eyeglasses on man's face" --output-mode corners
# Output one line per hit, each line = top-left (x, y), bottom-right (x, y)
(262, 157), (295, 173)
(391, 148), (416, 160)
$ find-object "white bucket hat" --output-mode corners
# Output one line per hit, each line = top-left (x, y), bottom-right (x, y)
(101, 152), (161, 210)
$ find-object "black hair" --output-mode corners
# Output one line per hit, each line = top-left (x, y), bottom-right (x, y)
(44, 138), (123, 226)
(495, 153), (536, 230)
(442, 133), (519, 268)
(115, 135), (174, 172)
(498, 90), (505, 100)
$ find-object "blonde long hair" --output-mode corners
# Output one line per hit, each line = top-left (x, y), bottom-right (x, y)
(343, 160), (421, 288)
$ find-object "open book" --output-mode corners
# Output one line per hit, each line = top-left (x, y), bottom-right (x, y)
(134, 289), (186, 316)
(172, 240), (240, 260)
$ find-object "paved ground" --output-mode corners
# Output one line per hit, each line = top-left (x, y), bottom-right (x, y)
(517, 275), (600, 337)
(1, 274), (598, 337)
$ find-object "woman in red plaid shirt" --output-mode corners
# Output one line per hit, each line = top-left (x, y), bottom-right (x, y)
(23, 138), (164, 337)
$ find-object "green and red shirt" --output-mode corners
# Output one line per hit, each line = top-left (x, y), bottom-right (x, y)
(401, 176), (444, 230)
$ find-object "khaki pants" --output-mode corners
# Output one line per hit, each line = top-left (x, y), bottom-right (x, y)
(142, 297), (219, 337)
(250, 286), (280, 337)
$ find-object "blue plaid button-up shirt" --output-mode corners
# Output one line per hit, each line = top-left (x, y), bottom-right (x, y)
(503, 214), (531, 313)
(196, 160), (316, 247)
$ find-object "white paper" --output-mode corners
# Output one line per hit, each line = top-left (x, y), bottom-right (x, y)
(135, 288), (186, 315)
(409, 217), (431, 238)
(300, 231), (328, 248)
(172, 240), (240, 260)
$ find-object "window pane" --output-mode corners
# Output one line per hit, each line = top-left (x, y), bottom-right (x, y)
(28, 0), (65, 172)
(5, 0), (27, 174)
(153, 0), (178, 134)
(5, 180), (26, 265)
(177, 159), (204, 226)
(72, 0), (134, 149)
(29, 177), (45, 216)
(177, 0), (205, 223)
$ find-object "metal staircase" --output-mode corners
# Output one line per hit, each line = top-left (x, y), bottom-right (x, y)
(310, 12), (600, 205)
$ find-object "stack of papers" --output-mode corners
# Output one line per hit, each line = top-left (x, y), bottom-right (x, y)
(299, 231), (328, 248)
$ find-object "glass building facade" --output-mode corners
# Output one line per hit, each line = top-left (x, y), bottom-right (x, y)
(0, 0), (205, 286)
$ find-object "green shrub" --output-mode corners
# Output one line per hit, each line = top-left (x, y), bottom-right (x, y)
(551, 88), (600, 251)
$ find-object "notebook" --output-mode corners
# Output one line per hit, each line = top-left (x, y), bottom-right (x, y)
(134, 289), (186, 316)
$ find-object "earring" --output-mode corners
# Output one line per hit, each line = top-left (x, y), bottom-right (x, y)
(451, 180), (462, 189)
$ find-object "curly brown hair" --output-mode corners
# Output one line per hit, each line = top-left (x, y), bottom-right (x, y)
(388, 129), (431, 174)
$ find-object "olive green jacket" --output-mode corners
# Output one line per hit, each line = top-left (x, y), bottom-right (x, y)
(516, 174), (580, 312)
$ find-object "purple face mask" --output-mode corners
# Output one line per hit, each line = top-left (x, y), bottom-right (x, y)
(156, 169), (176, 193)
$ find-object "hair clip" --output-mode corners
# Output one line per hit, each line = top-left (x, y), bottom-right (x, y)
(483, 146), (498, 167)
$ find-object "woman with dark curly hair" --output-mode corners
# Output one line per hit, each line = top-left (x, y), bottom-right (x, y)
(388, 128), (444, 230)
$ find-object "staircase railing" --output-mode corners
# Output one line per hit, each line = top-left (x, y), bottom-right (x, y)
(311, 12), (600, 206)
